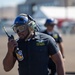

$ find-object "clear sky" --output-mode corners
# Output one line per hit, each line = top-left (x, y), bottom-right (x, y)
(0, 0), (25, 7)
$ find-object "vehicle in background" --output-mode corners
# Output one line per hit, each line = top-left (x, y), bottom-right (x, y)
(61, 20), (75, 34)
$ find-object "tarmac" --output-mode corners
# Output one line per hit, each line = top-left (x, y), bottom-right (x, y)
(0, 33), (75, 75)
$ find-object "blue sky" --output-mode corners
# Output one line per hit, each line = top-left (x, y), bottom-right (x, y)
(0, 0), (25, 7)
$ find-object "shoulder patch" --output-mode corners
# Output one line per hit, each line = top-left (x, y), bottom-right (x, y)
(53, 34), (58, 39)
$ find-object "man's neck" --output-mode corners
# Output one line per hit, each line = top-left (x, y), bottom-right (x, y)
(25, 31), (34, 41)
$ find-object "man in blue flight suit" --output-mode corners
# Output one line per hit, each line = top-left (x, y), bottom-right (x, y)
(43, 18), (65, 75)
(3, 14), (65, 75)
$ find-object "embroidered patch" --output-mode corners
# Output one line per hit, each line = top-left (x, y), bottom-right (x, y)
(53, 34), (58, 39)
(36, 39), (45, 46)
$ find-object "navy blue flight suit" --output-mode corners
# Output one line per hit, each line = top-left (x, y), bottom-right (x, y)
(13, 32), (59, 75)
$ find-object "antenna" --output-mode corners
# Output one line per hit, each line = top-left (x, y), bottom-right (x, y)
(3, 26), (10, 38)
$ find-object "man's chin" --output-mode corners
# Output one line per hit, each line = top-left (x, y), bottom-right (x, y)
(19, 36), (25, 39)
(20, 36), (27, 39)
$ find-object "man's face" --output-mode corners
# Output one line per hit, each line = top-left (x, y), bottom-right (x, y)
(13, 25), (29, 39)
(46, 24), (55, 31)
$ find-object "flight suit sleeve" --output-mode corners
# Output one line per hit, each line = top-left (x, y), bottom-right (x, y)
(57, 33), (63, 43)
(47, 37), (59, 56)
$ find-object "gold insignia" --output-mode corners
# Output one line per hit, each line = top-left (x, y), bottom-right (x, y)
(36, 42), (45, 46)
(53, 34), (58, 39)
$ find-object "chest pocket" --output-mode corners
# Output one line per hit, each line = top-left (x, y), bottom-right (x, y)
(32, 42), (49, 62)
(34, 42), (48, 55)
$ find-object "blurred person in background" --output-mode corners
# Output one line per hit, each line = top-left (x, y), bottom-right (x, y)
(3, 14), (65, 75)
(42, 18), (65, 75)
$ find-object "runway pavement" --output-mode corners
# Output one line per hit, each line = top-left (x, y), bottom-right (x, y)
(0, 32), (75, 75)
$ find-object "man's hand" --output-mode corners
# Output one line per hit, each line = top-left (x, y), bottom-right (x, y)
(8, 39), (18, 53)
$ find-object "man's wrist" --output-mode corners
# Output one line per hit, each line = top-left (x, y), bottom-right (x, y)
(7, 51), (13, 55)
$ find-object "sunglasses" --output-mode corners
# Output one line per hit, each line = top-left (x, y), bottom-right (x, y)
(13, 25), (27, 33)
